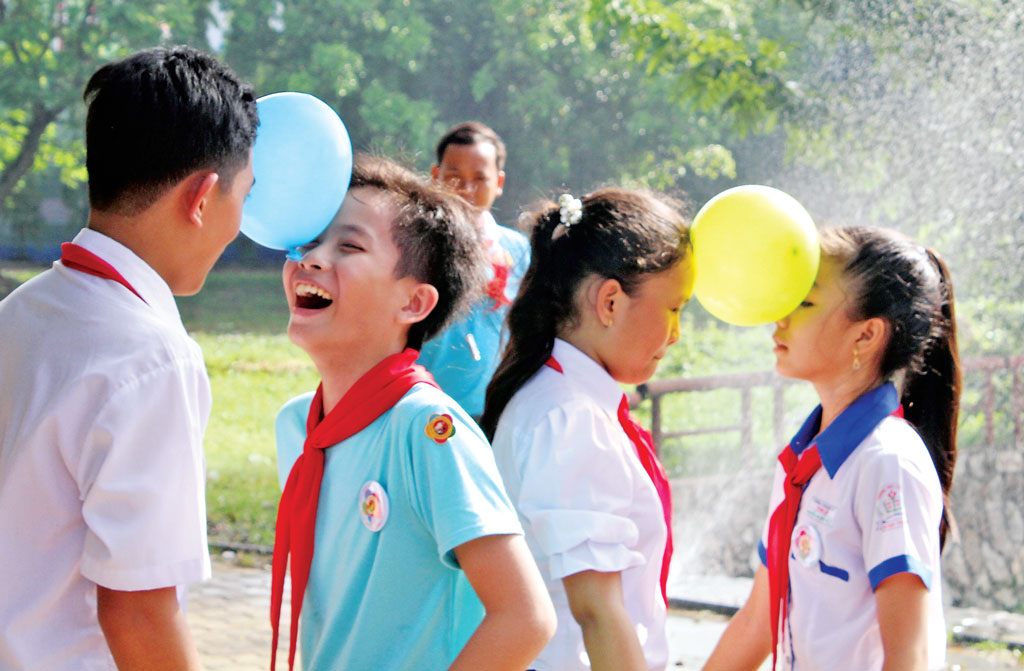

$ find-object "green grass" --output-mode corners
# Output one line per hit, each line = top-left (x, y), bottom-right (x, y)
(194, 332), (317, 548)
(179, 268), (318, 548)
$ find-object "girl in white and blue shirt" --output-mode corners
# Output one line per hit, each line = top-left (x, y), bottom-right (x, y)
(705, 226), (960, 671)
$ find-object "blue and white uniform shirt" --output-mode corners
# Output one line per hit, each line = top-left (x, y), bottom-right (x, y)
(417, 212), (530, 418)
(757, 383), (946, 671)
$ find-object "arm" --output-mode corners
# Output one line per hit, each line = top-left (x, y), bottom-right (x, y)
(562, 570), (646, 671)
(875, 573), (929, 671)
(450, 534), (556, 671)
(703, 565), (773, 671)
(96, 585), (201, 671)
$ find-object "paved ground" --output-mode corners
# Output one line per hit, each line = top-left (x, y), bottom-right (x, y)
(189, 556), (1024, 670)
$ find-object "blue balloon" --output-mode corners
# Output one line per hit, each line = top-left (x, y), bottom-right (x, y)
(241, 92), (352, 253)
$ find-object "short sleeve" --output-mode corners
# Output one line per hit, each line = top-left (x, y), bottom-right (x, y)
(407, 405), (522, 569)
(78, 364), (211, 591)
(275, 392), (315, 489)
(758, 463), (788, 566)
(854, 447), (942, 591)
(515, 401), (648, 580)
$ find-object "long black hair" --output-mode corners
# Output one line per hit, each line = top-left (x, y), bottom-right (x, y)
(479, 188), (691, 440)
(821, 226), (961, 546)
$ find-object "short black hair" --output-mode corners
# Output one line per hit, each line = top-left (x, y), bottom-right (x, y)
(83, 45), (259, 214)
(349, 154), (487, 350)
(434, 121), (506, 172)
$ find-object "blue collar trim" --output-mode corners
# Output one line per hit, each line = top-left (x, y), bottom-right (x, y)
(789, 382), (900, 478)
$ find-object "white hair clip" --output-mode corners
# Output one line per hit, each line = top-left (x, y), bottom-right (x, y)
(558, 193), (583, 228)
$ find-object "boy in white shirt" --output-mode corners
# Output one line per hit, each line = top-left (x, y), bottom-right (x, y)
(0, 46), (257, 670)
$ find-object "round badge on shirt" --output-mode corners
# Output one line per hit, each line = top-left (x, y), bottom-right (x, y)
(358, 480), (389, 532)
(791, 523), (822, 567)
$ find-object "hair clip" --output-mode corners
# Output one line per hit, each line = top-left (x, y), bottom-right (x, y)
(558, 193), (583, 228)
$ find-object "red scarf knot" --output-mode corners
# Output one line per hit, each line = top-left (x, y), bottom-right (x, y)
(484, 247), (512, 311)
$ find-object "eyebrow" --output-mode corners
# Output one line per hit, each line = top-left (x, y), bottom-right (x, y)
(332, 222), (369, 237)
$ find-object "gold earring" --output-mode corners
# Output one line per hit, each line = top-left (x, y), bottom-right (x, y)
(853, 348), (861, 371)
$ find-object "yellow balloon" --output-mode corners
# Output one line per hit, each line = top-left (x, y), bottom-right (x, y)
(691, 185), (819, 326)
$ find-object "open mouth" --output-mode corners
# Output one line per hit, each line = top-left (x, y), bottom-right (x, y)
(294, 282), (333, 310)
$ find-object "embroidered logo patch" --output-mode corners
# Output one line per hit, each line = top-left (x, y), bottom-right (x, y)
(791, 523), (822, 567)
(875, 484), (905, 531)
(358, 481), (389, 532)
(424, 413), (456, 444)
(805, 497), (838, 528)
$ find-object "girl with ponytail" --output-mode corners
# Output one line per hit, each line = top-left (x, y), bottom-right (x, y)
(482, 189), (694, 671)
(705, 226), (961, 671)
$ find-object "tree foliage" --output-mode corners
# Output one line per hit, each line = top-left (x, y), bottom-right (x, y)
(0, 0), (214, 213)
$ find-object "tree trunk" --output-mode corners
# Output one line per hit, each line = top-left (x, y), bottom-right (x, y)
(0, 103), (63, 205)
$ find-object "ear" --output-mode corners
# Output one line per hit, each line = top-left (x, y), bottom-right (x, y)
(397, 282), (440, 326)
(495, 170), (505, 198)
(186, 172), (220, 227)
(591, 277), (625, 328)
(430, 164), (441, 182)
(854, 316), (889, 359)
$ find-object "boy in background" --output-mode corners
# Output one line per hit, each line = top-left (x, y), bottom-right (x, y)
(0, 46), (257, 670)
(423, 121), (530, 419)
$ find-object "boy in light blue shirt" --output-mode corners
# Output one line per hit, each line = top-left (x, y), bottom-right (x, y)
(424, 122), (530, 418)
(271, 154), (554, 670)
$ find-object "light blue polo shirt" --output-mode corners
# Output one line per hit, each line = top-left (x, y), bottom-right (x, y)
(417, 214), (530, 418)
(276, 383), (523, 670)
(757, 383), (946, 670)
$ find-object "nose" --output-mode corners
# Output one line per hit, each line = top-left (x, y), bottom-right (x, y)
(294, 241), (328, 270)
(668, 317), (681, 345)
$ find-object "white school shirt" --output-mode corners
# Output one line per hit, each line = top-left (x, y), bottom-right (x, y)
(757, 383), (945, 671)
(492, 338), (668, 671)
(0, 228), (211, 671)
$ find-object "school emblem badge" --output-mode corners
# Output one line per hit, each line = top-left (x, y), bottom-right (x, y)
(791, 523), (822, 567)
(358, 481), (389, 532)
(875, 484), (905, 531)
(424, 413), (456, 444)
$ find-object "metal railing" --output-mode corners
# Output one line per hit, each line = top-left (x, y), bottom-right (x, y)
(630, 355), (1024, 452)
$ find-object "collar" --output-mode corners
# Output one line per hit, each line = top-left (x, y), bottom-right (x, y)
(478, 210), (500, 245)
(550, 338), (624, 415)
(789, 382), (900, 478)
(67, 228), (182, 325)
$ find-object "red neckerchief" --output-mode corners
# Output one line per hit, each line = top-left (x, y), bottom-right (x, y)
(484, 245), (512, 311)
(766, 444), (821, 671)
(545, 356), (673, 606)
(270, 349), (437, 671)
(60, 242), (147, 304)
(766, 404), (904, 671)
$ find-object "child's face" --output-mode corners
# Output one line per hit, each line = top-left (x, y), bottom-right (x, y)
(773, 257), (861, 384)
(282, 187), (416, 359)
(601, 258), (695, 385)
(432, 142), (505, 213)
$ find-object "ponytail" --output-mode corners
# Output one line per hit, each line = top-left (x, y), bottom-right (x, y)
(900, 249), (960, 547)
(480, 188), (690, 440)
(480, 209), (563, 439)
(822, 227), (962, 549)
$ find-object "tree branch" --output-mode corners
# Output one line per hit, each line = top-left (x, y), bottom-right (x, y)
(0, 103), (63, 205)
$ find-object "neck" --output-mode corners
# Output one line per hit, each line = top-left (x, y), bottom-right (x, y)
(309, 339), (409, 413)
(88, 206), (191, 293)
(813, 370), (885, 434)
